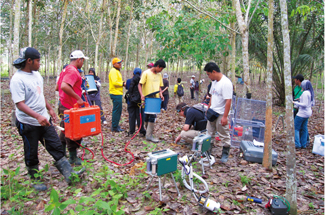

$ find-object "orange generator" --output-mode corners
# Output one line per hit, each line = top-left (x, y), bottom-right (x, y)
(64, 103), (101, 141)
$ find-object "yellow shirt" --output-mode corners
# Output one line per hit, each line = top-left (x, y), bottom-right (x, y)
(174, 83), (184, 93)
(108, 67), (124, 95)
(139, 69), (163, 97)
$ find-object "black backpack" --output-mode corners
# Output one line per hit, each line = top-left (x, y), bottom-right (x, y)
(177, 84), (184, 96)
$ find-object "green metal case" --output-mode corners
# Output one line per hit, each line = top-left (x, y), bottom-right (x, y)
(147, 149), (178, 176)
(192, 134), (211, 153)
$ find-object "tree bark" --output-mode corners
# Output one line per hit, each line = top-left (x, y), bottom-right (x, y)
(12, 0), (21, 78)
(124, 0), (134, 80)
(230, 21), (236, 93)
(28, 0), (32, 46)
(95, 0), (106, 75)
(112, 0), (121, 57)
(262, 0), (274, 170)
(57, 0), (69, 76)
(8, 0), (14, 76)
(280, 0), (297, 213)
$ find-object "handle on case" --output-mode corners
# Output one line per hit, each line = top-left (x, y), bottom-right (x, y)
(74, 102), (90, 109)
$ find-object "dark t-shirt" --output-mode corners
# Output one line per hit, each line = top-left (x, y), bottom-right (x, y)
(161, 79), (169, 96)
(184, 107), (206, 131)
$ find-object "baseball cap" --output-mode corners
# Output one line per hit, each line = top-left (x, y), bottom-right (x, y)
(147, 63), (154, 68)
(112, 58), (123, 65)
(191, 75), (195, 78)
(293, 74), (304, 82)
(70, 50), (89, 60)
(13, 47), (41, 65)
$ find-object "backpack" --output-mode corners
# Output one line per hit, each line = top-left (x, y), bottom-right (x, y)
(195, 81), (199, 90)
(177, 84), (184, 97)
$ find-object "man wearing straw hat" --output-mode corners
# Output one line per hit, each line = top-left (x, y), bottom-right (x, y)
(138, 59), (166, 143)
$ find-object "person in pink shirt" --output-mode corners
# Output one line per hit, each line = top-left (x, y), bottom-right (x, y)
(57, 50), (89, 165)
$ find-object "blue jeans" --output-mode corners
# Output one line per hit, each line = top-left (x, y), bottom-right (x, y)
(294, 116), (309, 148)
(110, 94), (122, 128)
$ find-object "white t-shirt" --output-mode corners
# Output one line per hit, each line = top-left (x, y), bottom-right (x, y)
(190, 78), (195, 88)
(209, 75), (233, 114)
(10, 70), (49, 126)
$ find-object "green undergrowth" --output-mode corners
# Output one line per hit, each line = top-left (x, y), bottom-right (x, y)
(0, 161), (165, 215)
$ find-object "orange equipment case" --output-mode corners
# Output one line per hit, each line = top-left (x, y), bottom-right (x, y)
(64, 103), (101, 141)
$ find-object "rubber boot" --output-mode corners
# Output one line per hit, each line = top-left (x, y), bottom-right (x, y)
(220, 146), (230, 163)
(146, 122), (159, 143)
(27, 165), (47, 191)
(69, 149), (82, 166)
(54, 156), (85, 185)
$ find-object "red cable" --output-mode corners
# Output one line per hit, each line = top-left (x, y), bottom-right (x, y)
(101, 106), (143, 166)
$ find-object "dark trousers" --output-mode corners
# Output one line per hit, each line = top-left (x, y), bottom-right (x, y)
(59, 103), (81, 151)
(144, 113), (156, 123)
(161, 94), (169, 110)
(16, 119), (64, 167)
(128, 103), (146, 134)
(90, 99), (106, 122)
(110, 94), (122, 128)
(190, 88), (194, 99)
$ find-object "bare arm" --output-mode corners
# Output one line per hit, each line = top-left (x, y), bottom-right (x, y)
(221, 99), (231, 126)
(61, 82), (83, 105)
(16, 101), (50, 126)
(138, 83), (145, 101)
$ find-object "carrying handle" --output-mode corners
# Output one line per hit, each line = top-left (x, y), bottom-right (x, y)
(74, 102), (90, 109)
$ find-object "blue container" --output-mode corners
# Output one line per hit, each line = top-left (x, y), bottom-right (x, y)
(85, 75), (97, 93)
(237, 77), (242, 84)
(144, 97), (161, 114)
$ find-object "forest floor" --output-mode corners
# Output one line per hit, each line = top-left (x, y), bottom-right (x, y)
(0, 77), (324, 215)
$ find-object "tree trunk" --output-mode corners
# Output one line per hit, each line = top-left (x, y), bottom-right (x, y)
(262, 0), (274, 170)
(124, 0), (133, 80)
(230, 21), (236, 93)
(28, 0), (32, 46)
(280, 0), (297, 213)
(12, 0), (21, 78)
(8, 0), (14, 77)
(136, 43), (139, 67)
(57, 0), (69, 76)
(112, 0), (121, 57)
(95, 0), (105, 75)
(108, 6), (113, 57)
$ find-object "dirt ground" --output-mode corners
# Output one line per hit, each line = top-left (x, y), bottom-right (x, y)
(0, 75), (324, 215)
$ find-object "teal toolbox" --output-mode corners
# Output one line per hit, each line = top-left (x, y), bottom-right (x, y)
(146, 149), (178, 176)
(192, 134), (211, 153)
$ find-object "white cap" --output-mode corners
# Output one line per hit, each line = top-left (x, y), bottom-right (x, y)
(191, 75), (195, 78)
(70, 50), (89, 60)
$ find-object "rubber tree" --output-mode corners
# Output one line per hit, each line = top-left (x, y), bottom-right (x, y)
(28, 0), (32, 46)
(262, 0), (274, 170)
(234, 0), (260, 98)
(12, 0), (21, 78)
(123, 0), (134, 80)
(111, 0), (121, 57)
(280, 0), (297, 213)
(95, 0), (106, 76)
(57, 0), (69, 76)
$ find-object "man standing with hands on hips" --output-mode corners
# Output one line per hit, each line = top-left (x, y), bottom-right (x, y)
(204, 62), (233, 163)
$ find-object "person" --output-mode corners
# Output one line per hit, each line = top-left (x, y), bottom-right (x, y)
(293, 80), (314, 149)
(161, 73), (169, 111)
(127, 68), (146, 136)
(194, 80), (199, 101)
(202, 81), (212, 105)
(138, 59), (166, 143)
(175, 103), (207, 144)
(108, 57), (126, 132)
(147, 62), (154, 69)
(87, 68), (107, 124)
(58, 50), (88, 166)
(204, 62), (233, 163)
(174, 78), (184, 105)
(293, 74), (304, 118)
(10, 47), (83, 191)
(190, 75), (195, 99)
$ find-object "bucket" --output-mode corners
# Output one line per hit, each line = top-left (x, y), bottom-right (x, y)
(85, 75), (98, 93)
(144, 97), (161, 114)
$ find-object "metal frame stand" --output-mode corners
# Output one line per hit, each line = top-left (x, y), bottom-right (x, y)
(200, 152), (213, 175)
(146, 173), (180, 201)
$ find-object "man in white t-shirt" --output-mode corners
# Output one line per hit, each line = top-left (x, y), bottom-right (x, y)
(204, 62), (233, 163)
(190, 75), (195, 99)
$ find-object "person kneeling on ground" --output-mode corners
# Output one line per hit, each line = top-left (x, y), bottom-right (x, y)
(175, 102), (208, 144)
(10, 47), (84, 191)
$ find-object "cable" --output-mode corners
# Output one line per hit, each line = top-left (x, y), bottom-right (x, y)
(274, 195), (290, 211)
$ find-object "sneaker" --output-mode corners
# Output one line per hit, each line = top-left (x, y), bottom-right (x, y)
(111, 126), (124, 132)
(103, 121), (108, 125)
